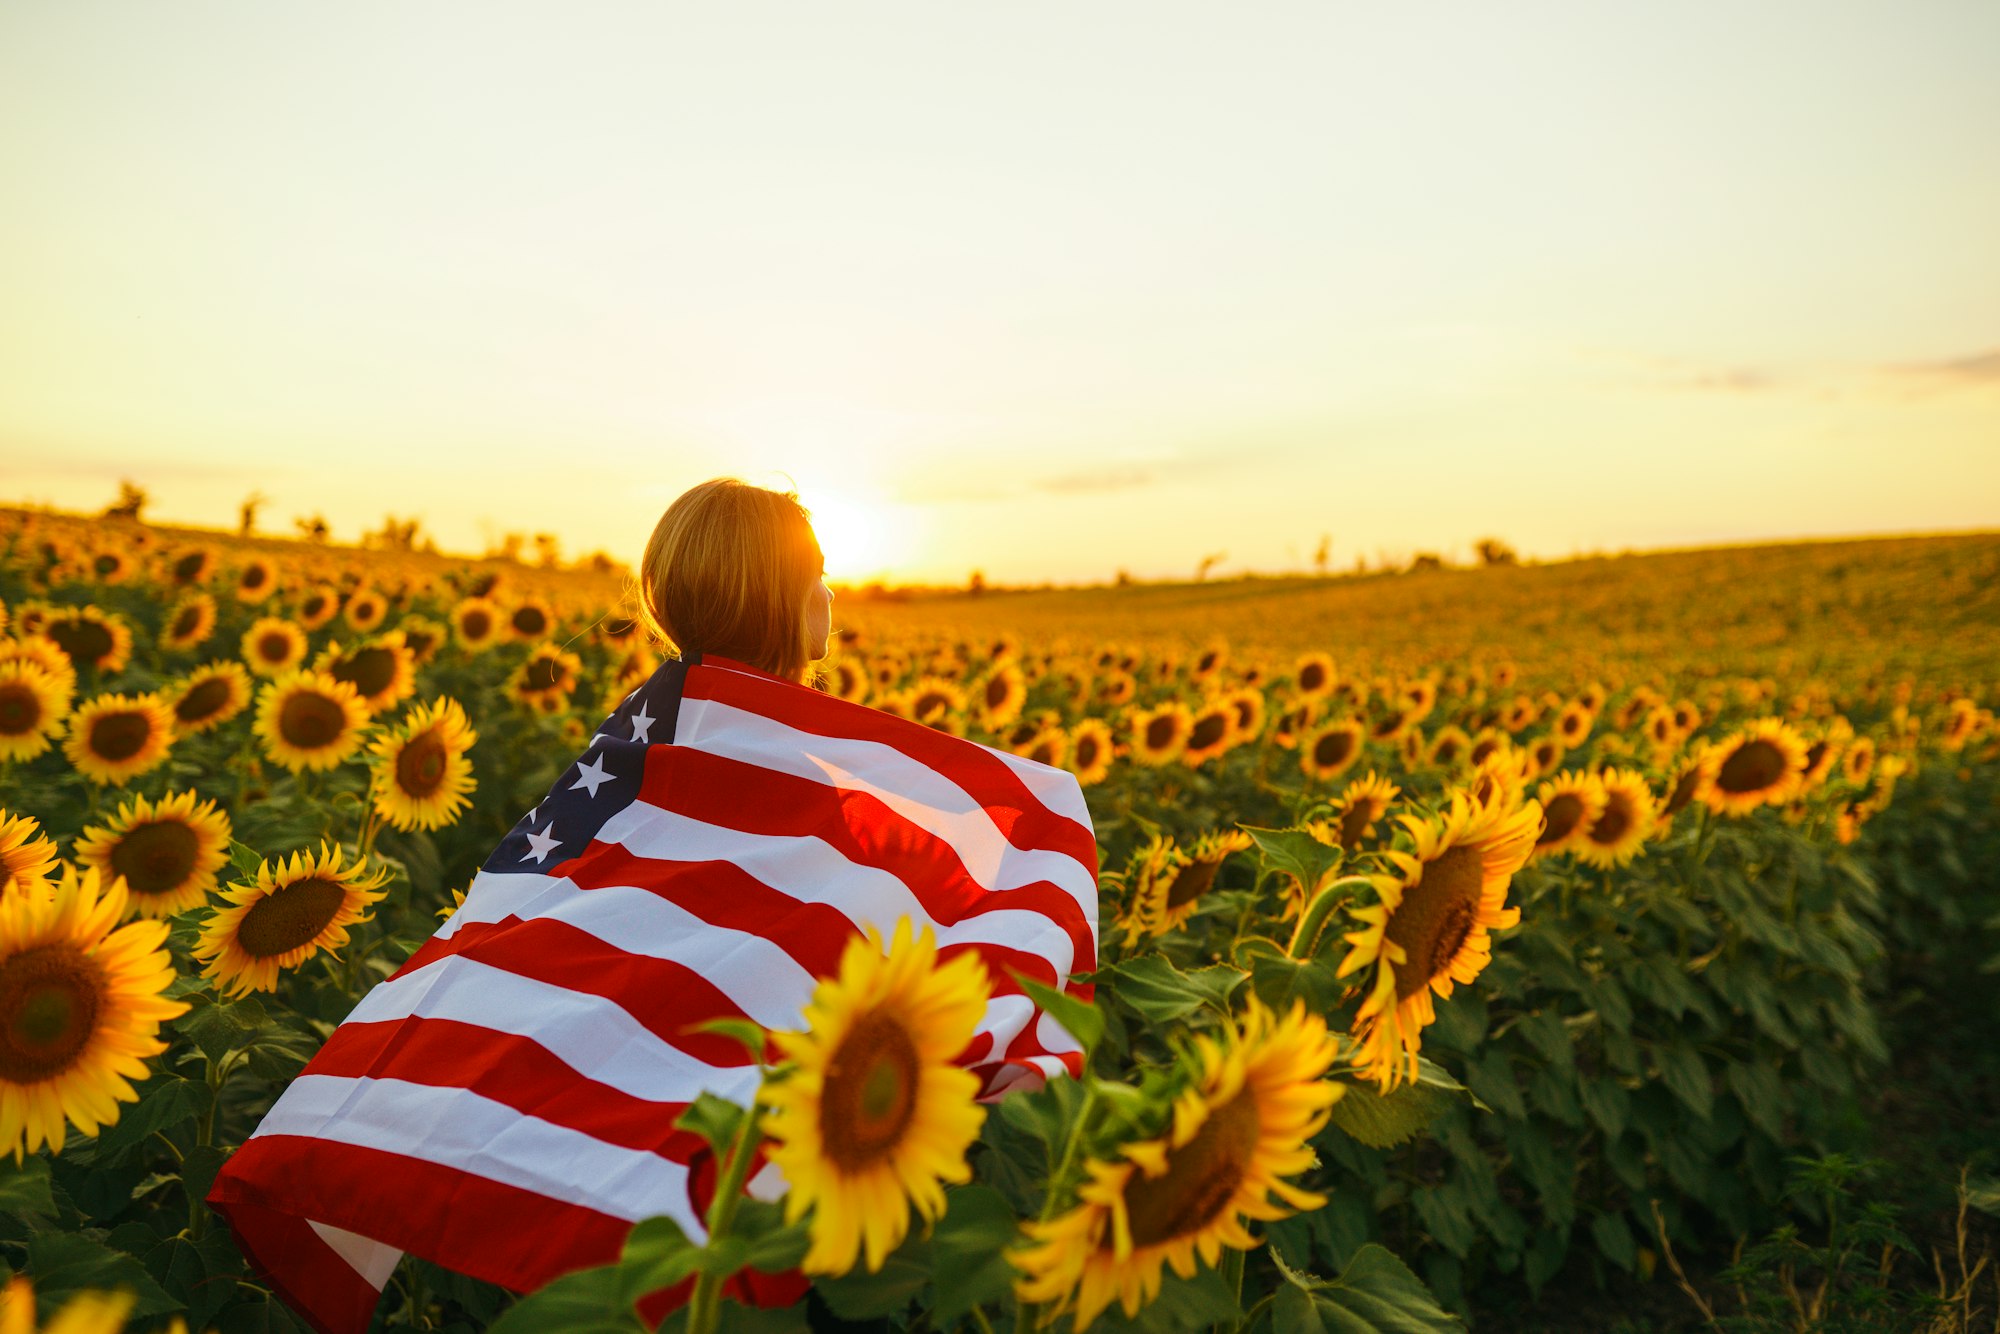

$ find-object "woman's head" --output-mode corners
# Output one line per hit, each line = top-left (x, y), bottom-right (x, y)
(638, 479), (832, 684)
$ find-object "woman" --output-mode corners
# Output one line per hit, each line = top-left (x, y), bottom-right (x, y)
(210, 478), (1098, 1334)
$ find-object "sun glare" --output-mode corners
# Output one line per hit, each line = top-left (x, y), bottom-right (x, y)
(803, 491), (910, 583)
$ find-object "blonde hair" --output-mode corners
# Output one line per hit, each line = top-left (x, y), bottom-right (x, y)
(638, 478), (823, 684)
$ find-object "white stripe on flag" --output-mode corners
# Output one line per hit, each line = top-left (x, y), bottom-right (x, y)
(677, 698), (1097, 914)
(254, 1076), (710, 1233)
(342, 954), (748, 1102)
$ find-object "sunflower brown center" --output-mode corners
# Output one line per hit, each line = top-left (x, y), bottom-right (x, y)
(176, 678), (231, 724)
(331, 647), (397, 699)
(1803, 741), (1828, 775)
(1386, 844), (1484, 999)
(1165, 858), (1223, 909)
(524, 658), (566, 694)
(1076, 735), (1101, 769)
(48, 620), (113, 669)
(1298, 664), (1327, 693)
(512, 607), (548, 636)
(396, 730), (449, 797)
(257, 632), (295, 663)
(818, 1010), (920, 1170)
(90, 711), (151, 762)
(1313, 729), (1355, 769)
(1123, 1090), (1261, 1248)
(1540, 793), (1584, 844)
(109, 820), (201, 897)
(1145, 717), (1177, 750)
(173, 552), (207, 582)
(986, 677), (1010, 708)
(279, 692), (347, 749)
(1434, 737), (1462, 764)
(0, 945), (104, 1081)
(914, 691), (950, 720)
(1188, 715), (1228, 751)
(1663, 768), (1702, 815)
(1371, 713), (1405, 739)
(242, 565), (268, 589)
(1339, 802), (1376, 849)
(1717, 739), (1788, 794)
(235, 876), (347, 958)
(0, 685), (41, 734)
(171, 605), (203, 638)
(1028, 739), (1059, 765)
(1589, 794), (1633, 846)
(461, 610), (493, 639)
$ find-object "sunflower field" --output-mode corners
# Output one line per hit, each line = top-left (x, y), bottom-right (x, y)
(0, 505), (1996, 1334)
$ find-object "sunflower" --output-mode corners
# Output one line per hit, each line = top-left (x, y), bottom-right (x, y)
(253, 670), (370, 772)
(0, 813), (60, 897)
(1368, 706), (1413, 743)
(1574, 768), (1655, 869)
(240, 617), (310, 678)
(1223, 687), (1266, 745)
(506, 598), (554, 642)
(1338, 794), (1541, 1088)
(317, 632), (418, 716)
(1425, 725), (1472, 771)
(1797, 724), (1848, 794)
(294, 585), (341, 631)
(1501, 695), (1539, 733)
(1021, 727), (1067, 770)
(1671, 700), (1703, 735)
(1298, 719), (1364, 782)
(977, 664), (1028, 732)
(169, 661), (252, 735)
(1700, 717), (1809, 816)
(342, 588), (388, 634)
(1554, 702), (1595, 748)
(508, 644), (584, 714)
(72, 790), (232, 920)
(0, 1273), (138, 1332)
(1841, 737), (1876, 787)
(167, 546), (217, 587)
(1179, 701), (1237, 769)
(761, 918), (990, 1276)
(1128, 702), (1193, 768)
(0, 637), (76, 707)
(0, 662), (69, 764)
(0, 864), (189, 1161)
(396, 614), (447, 667)
(1400, 679), (1438, 723)
(1328, 772), (1400, 849)
(192, 843), (390, 998)
(1011, 997), (1340, 1330)
(1095, 671), (1138, 709)
(1067, 719), (1115, 786)
(1293, 652), (1335, 700)
(160, 592), (217, 653)
(1525, 736), (1565, 778)
(1531, 770), (1607, 859)
(1006, 711), (1058, 756)
(62, 693), (175, 787)
(368, 697), (478, 832)
(234, 557), (279, 604)
(825, 659), (870, 704)
(1125, 830), (1254, 935)
(1464, 749), (1525, 812)
(452, 596), (503, 651)
(42, 607), (132, 676)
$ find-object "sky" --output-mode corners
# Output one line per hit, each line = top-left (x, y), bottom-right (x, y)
(2, 1), (1996, 584)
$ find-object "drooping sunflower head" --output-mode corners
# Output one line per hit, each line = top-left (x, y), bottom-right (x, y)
(368, 697), (479, 832)
(43, 607), (133, 676)
(1126, 831), (1254, 936)
(240, 617), (310, 678)
(62, 692), (176, 787)
(1338, 793), (1541, 1088)
(1329, 771), (1401, 849)
(0, 661), (69, 764)
(1010, 995), (1341, 1330)
(160, 592), (218, 652)
(0, 863), (190, 1161)
(761, 918), (991, 1276)
(1700, 717), (1809, 816)
(191, 843), (392, 998)
(1299, 719), (1365, 782)
(317, 632), (419, 716)
(0, 812), (61, 897)
(72, 789), (232, 920)
(253, 670), (370, 772)
(169, 661), (253, 735)
(1574, 767), (1656, 869)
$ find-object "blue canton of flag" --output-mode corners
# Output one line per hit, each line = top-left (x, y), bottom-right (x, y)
(481, 658), (689, 875)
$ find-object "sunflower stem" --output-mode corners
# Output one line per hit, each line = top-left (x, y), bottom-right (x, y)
(1217, 1248), (1245, 1333)
(686, 1104), (765, 1334)
(1285, 876), (1375, 959)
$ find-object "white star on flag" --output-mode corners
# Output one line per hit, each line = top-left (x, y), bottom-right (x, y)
(570, 756), (613, 799)
(630, 701), (655, 743)
(520, 823), (561, 864)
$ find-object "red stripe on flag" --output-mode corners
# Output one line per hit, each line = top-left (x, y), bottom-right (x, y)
(206, 1196), (384, 1334)
(640, 747), (1097, 974)
(384, 917), (759, 1069)
(687, 661), (1099, 866)
(303, 1017), (706, 1162)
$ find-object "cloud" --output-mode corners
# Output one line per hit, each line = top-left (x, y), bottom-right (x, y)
(1033, 465), (1154, 495)
(1882, 348), (2000, 389)
(1673, 367), (1780, 393)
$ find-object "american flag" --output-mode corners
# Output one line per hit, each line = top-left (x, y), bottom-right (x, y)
(207, 652), (1100, 1334)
